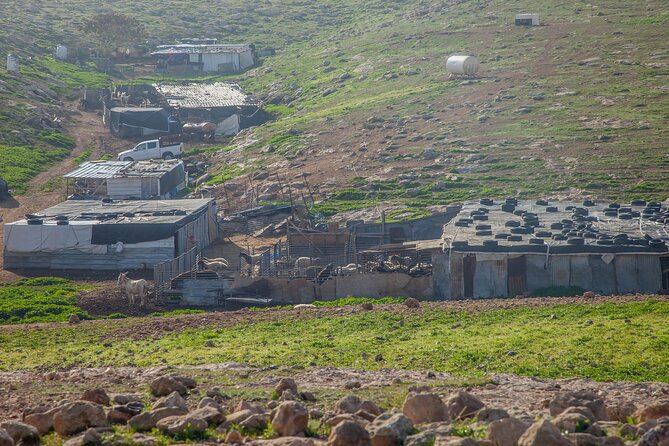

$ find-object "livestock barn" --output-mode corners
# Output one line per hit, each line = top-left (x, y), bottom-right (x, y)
(64, 160), (187, 200)
(3, 198), (217, 270)
(151, 43), (255, 73)
(434, 199), (669, 299)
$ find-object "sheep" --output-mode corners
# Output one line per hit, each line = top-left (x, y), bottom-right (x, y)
(335, 263), (360, 275)
(294, 256), (318, 276)
(199, 257), (229, 277)
(294, 304), (317, 310)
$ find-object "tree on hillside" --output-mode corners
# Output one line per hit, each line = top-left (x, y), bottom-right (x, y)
(81, 12), (146, 56)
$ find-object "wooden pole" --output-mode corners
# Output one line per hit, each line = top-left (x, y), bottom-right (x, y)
(302, 173), (315, 207)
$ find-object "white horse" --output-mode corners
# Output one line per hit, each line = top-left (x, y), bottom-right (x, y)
(117, 272), (148, 307)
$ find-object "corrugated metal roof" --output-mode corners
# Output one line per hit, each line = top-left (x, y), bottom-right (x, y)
(153, 82), (260, 108)
(152, 44), (252, 55)
(64, 160), (184, 179)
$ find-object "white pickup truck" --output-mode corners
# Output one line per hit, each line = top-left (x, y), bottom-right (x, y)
(117, 139), (183, 161)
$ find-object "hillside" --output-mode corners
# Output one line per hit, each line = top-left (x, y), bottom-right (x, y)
(0, 0), (667, 217)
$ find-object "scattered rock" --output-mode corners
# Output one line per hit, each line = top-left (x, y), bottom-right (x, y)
(107, 403), (144, 425)
(548, 391), (608, 420)
(328, 420), (372, 446)
(553, 411), (601, 435)
(52, 402), (107, 436)
(405, 298), (420, 308)
(156, 415), (208, 435)
(128, 407), (188, 431)
(275, 377), (299, 396)
(0, 422), (39, 445)
(272, 401), (309, 436)
(23, 408), (58, 435)
(63, 428), (101, 446)
(518, 419), (572, 446)
(150, 376), (187, 397)
(402, 393), (448, 424)
(637, 418), (669, 446)
(345, 381), (362, 390)
(476, 408), (509, 423)
(567, 433), (624, 445)
(81, 389), (110, 406)
(361, 303), (374, 311)
(634, 402), (669, 422)
(325, 413), (370, 428)
(487, 417), (530, 446)
(68, 314), (80, 324)
(189, 406), (226, 425)
(438, 438), (493, 445)
(240, 413), (269, 431)
(445, 391), (484, 420)
(153, 391), (188, 411)
(366, 413), (413, 446)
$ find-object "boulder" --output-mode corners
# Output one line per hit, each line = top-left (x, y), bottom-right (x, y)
(68, 314), (81, 324)
(548, 391), (608, 420)
(517, 419), (573, 446)
(81, 389), (110, 406)
(171, 375), (197, 389)
(335, 396), (363, 414)
(328, 420), (371, 446)
(189, 406), (226, 425)
(111, 394), (142, 405)
(24, 408), (58, 435)
(355, 410), (377, 422)
(366, 413), (413, 446)
(226, 430), (244, 443)
(634, 402), (669, 422)
(150, 376), (187, 397)
(637, 418), (669, 446)
(405, 298), (420, 308)
(129, 433), (158, 446)
(487, 417), (530, 446)
(240, 413), (269, 431)
(156, 415), (208, 435)
(476, 408), (509, 423)
(0, 422), (39, 445)
(272, 401), (309, 436)
(235, 400), (266, 414)
(198, 397), (223, 411)
(275, 377), (299, 395)
(403, 393), (448, 425)
(567, 433), (624, 446)
(153, 391), (188, 411)
(605, 401), (636, 422)
(108, 404), (143, 425)
(128, 407), (188, 431)
(252, 438), (321, 445)
(226, 409), (256, 425)
(325, 413), (370, 428)
(52, 402), (107, 436)
(553, 411), (602, 436)
(445, 391), (485, 420)
(0, 429), (13, 446)
(404, 431), (437, 446)
(359, 401), (383, 416)
(63, 428), (101, 446)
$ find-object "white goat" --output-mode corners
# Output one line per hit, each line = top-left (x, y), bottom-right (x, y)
(117, 272), (148, 307)
(294, 257), (317, 277)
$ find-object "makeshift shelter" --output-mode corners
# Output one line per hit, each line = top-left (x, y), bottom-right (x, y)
(3, 198), (217, 270)
(434, 200), (669, 299)
(151, 44), (255, 73)
(64, 160), (187, 200)
(104, 107), (180, 137)
(0, 176), (9, 200)
(152, 82), (267, 135)
(515, 14), (540, 26)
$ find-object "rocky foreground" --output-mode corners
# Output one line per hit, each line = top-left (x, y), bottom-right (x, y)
(2, 370), (669, 446)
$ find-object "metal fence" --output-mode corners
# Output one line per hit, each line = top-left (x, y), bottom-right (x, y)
(154, 246), (201, 303)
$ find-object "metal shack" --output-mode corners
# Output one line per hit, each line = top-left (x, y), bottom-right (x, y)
(3, 198), (217, 270)
(434, 199), (669, 298)
(64, 160), (187, 200)
(151, 44), (255, 73)
(152, 82), (266, 135)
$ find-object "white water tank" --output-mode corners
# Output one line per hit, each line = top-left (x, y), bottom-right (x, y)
(446, 55), (479, 76)
(6, 54), (19, 72)
(56, 44), (68, 60)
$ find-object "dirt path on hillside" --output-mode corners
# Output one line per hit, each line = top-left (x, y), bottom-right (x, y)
(0, 104), (116, 280)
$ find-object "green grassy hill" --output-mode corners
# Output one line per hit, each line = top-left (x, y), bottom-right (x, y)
(0, 0), (667, 207)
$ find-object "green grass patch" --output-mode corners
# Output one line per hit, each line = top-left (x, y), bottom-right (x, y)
(0, 278), (89, 324)
(2, 300), (669, 383)
(0, 145), (71, 193)
(73, 148), (93, 165)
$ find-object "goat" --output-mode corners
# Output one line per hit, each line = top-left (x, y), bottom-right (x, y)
(117, 272), (148, 307)
(316, 263), (335, 285)
(239, 252), (263, 276)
